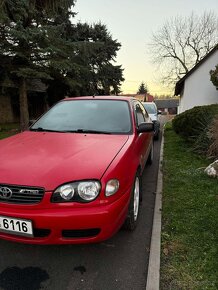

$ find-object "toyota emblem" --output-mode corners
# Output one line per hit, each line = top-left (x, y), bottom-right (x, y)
(0, 187), (13, 199)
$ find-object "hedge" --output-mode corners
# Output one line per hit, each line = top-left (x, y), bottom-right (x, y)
(172, 104), (218, 156)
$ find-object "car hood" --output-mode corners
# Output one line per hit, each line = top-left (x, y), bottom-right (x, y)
(0, 132), (129, 190)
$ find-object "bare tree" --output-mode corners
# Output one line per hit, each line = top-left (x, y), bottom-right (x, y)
(149, 11), (218, 85)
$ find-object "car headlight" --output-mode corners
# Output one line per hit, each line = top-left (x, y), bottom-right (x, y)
(52, 181), (101, 203)
(59, 184), (75, 200)
(78, 181), (101, 201)
(105, 179), (119, 196)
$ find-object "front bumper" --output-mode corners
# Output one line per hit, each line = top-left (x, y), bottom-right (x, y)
(0, 189), (130, 244)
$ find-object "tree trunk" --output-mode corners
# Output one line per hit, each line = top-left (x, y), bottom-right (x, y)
(19, 78), (29, 131)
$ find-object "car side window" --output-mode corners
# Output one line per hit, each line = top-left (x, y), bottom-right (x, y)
(135, 103), (146, 126)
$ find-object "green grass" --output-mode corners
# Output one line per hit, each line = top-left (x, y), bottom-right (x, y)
(0, 132), (15, 139)
(0, 123), (20, 140)
(0, 122), (20, 130)
(161, 122), (218, 290)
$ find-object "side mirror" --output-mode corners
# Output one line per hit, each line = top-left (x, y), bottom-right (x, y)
(137, 122), (154, 133)
(158, 110), (162, 115)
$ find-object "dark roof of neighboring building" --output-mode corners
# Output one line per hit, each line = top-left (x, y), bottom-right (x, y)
(155, 99), (179, 109)
(27, 79), (47, 92)
(0, 78), (47, 92)
(174, 45), (218, 96)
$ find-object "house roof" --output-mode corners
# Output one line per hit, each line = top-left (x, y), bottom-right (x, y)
(155, 99), (179, 109)
(174, 45), (218, 96)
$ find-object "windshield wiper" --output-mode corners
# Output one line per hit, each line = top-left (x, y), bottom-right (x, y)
(30, 127), (63, 133)
(30, 128), (111, 134)
(64, 129), (111, 134)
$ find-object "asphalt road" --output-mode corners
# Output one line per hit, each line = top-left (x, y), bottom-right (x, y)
(0, 127), (163, 290)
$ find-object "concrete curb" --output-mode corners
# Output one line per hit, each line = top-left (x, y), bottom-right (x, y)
(146, 131), (164, 290)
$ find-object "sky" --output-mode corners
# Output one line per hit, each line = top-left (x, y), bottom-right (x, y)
(74, 0), (218, 96)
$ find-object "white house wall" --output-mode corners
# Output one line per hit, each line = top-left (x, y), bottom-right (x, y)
(179, 50), (218, 113)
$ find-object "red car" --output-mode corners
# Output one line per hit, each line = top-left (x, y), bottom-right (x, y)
(0, 96), (154, 244)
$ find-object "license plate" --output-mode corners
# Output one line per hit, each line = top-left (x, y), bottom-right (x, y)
(0, 216), (33, 237)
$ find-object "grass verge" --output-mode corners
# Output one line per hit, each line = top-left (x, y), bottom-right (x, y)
(161, 122), (218, 290)
(0, 123), (20, 140)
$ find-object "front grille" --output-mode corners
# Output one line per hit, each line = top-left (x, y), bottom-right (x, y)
(0, 184), (44, 204)
(62, 228), (101, 238)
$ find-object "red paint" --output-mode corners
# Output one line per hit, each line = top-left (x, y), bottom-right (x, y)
(146, 93), (154, 102)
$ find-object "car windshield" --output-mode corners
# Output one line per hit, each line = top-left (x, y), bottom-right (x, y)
(31, 99), (132, 134)
(143, 103), (157, 114)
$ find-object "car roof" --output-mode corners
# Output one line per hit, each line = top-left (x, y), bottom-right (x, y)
(62, 96), (138, 103)
(142, 102), (156, 105)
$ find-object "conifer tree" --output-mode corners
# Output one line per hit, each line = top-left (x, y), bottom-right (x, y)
(137, 82), (148, 94)
(0, 1), (124, 130)
(0, 0), (75, 130)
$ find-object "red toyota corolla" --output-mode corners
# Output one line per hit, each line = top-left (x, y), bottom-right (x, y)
(0, 96), (154, 244)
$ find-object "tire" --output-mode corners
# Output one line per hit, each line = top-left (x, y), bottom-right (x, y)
(123, 172), (141, 231)
(147, 141), (154, 165)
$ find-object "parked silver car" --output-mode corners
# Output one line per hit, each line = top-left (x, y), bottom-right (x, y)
(142, 102), (160, 140)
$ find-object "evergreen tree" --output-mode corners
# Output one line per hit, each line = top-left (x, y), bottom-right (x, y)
(0, 1), (124, 129)
(137, 82), (148, 94)
(48, 22), (124, 97)
(0, 0), (75, 130)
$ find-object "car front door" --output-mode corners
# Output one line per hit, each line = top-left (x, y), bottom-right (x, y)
(134, 102), (152, 169)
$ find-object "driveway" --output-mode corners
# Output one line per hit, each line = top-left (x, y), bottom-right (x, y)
(0, 117), (168, 290)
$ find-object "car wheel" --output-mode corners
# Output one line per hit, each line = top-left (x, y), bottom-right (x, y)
(147, 141), (154, 165)
(123, 172), (141, 231)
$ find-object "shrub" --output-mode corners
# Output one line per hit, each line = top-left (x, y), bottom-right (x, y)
(172, 104), (218, 156)
(172, 104), (218, 138)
